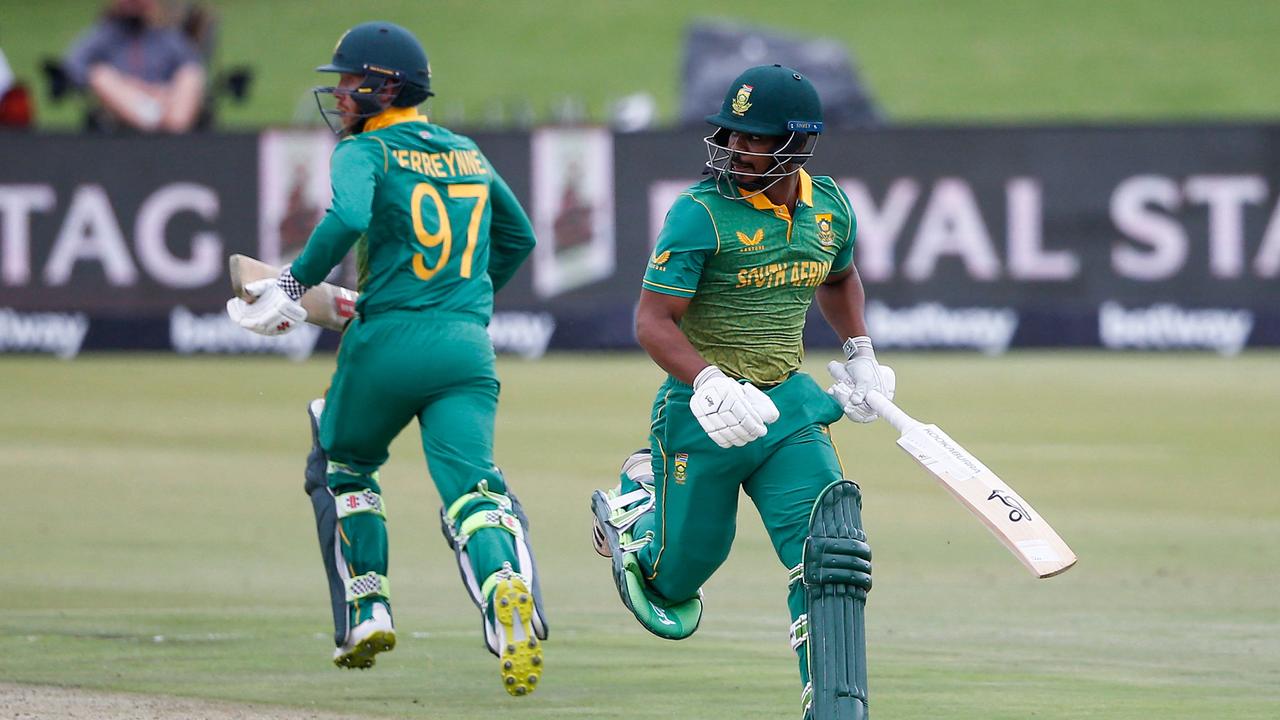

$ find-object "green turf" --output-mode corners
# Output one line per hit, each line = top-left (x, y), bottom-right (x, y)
(5, 0), (1280, 130)
(1, 351), (1277, 718)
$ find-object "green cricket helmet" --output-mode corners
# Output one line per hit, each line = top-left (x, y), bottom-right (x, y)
(313, 21), (433, 135)
(704, 64), (824, 199)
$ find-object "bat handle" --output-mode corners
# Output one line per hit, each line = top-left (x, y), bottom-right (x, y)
(865, 390), (922, 435)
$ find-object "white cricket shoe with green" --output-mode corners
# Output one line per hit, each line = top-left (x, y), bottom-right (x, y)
(333, 602), (395, 669)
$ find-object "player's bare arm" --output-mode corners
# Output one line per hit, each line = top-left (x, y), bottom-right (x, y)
(815, 263), (869, 340)
(635, 289), (777, 448)
(815, 261), (896, 423)
(634, 289), (705, 384)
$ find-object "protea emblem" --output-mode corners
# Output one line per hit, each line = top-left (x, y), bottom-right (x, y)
(731, 84), (754, 116)
(816, 214), (835, 246)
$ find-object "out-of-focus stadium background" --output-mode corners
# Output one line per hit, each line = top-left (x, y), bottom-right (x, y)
(10, 0), (1280, 128)
(1, 2), (1278, 719)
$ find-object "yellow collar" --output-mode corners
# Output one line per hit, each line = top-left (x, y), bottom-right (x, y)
(740, 169), (814, 217)
(362, 107), (428, 133)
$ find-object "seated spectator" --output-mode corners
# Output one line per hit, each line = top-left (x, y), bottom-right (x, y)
(0, 48), (34, 128)
(63, 0), (205, 132)
(0, 48), (11, 98)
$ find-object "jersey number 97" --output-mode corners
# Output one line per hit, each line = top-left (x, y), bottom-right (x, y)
(411, 182), (489, 281)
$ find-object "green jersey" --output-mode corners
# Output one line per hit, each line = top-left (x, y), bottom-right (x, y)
(291, 108), (536, 323)
(642, 171), (856, 385)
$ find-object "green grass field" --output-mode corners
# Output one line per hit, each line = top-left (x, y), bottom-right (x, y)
(5, 0), (1280, 129)
(2, 352), (1277, 718)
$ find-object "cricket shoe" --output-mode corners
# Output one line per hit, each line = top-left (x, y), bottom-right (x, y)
(490, 576), (543, 696)
(333, 602), (395, 669)
(591, 448), (655, 558)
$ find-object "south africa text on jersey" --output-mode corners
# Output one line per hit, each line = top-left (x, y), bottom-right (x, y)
(391, 148), (489, 178)
(736, 260), (832, 289)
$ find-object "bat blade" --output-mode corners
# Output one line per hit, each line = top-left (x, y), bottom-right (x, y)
(895, 422), (1077, 578)
(228, 254), (358, 333)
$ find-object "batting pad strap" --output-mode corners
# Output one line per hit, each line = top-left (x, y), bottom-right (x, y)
(788, 562), (803, 588)
(605, 487), (654, 534)
(479, 562), (529, 604)
(334, 490), (386, 520)
(445, 481), (511, 521)
(327, 460), (379, 484)
(344, 572), (390, 602)
(789, 613), (808, 651)
(458, 508), (524, 543)
(618, 529), (653, 554)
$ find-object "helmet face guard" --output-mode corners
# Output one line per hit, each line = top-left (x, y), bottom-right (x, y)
(703, 123), (820, 200)
(313, 66), (405, 136)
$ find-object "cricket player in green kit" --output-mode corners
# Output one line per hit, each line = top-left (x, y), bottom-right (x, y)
(591, 65), (896, 720)
(225, 22), (547, 696)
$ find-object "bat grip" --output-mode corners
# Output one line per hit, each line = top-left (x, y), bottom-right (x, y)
(865, 390), (922, 435)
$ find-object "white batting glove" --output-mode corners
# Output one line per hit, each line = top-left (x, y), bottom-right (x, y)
(828, 362), (896, 423)
(690, 366), (776, 448)
(827, 336), (895, 423)
(225, 277), (307, 336)
(741, 383), (781, 425)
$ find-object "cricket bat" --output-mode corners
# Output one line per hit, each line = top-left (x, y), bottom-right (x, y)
(865, 390), (1077, 578)
(228, 254), (358, 333)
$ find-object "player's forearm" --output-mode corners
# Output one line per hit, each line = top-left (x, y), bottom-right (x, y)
(289, 212), (362, 287)
(635, 314), (709, 386)
(816, 266), (869, 340)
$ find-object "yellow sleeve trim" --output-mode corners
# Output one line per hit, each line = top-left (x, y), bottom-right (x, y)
(642, 279), (696, 295)
(684, 194), (721, 255)
(368, 136), (390, 174)
(832, 181), (854, 244)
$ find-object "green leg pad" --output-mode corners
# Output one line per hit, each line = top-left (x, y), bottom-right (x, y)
(591, 490), (702, 639)
(804, 480), (872, 720)
(618, 551), (702, 639)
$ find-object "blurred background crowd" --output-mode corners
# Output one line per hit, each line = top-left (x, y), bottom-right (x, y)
(3, 0), (1277, 134)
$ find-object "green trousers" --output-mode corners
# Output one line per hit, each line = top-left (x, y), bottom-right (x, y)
(634, 371), (849, 686)
(320, 310), (516, 607)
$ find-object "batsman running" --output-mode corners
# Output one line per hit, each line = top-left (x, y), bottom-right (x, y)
(590, 65), (893, 720)
(225, 22), (547, 695)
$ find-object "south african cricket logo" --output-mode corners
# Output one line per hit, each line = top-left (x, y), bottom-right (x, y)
(674, 452), (688, 484)
(816, 213), (835, 246)
(731, 84), (754, 116)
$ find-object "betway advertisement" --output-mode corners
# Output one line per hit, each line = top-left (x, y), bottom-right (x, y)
(1, 125), (1277, 358)
(596, 127), (1279, 355)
